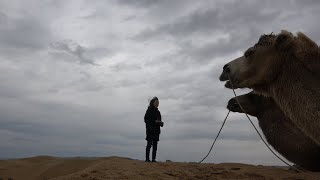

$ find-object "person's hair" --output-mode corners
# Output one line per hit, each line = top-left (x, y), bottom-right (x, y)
(149, 97), (159, 107)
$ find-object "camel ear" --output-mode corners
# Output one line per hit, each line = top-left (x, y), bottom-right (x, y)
(274, 30), (294, 52)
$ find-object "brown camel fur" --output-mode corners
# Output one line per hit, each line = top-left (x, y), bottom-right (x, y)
(219, 30), (320, 145)
(227, 92), (320, 171)
(291, 32), (320, 79)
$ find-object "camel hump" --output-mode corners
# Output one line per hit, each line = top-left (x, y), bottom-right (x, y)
(276, 31), (320, 80)
(294, 32), (320, 80)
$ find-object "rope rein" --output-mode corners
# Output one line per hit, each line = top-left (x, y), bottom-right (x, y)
(229, 79), (293, 167)
(198, 77), (319, 180)
(198, 111), (230, 163)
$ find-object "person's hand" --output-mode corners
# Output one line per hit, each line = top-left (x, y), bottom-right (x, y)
(160, 121), (164, 127)
(155, 120), (164, 127)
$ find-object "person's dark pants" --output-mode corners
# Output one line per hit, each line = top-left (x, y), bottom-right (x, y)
(146, 140), (158, 161)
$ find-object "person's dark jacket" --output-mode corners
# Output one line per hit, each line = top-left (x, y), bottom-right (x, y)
(144, 106), (162, 141)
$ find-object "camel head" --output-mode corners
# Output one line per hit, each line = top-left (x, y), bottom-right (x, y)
(227, 91), (274, 117)
(219, 30), (295, 89)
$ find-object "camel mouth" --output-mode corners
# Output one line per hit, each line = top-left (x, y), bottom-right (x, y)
(225, 81), (232, 89)
(219, 72), (239, 89)
(225, 80), (239, 89)
(219, 72), (229, 81)
(227, 99), (242, 112)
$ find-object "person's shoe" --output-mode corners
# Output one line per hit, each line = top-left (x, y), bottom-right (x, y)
(152, 159), (157, 162)
(145, 159), (151, 162)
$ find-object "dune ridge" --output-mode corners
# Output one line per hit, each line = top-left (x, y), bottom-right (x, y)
(0, 156), (319, 180)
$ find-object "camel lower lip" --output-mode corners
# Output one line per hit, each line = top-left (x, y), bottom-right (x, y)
(225, 81), (232, 88)
(225, 80), (240, 89)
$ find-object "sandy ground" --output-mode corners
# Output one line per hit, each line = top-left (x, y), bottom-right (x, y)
(0, 156), (319, 180)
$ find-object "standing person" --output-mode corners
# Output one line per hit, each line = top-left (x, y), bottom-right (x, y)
(144, 97), (164, 162)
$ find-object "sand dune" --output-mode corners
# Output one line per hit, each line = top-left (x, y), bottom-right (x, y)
(0, 156), (319, 180)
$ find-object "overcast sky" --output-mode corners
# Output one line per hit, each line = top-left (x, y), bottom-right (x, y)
(1, 0), (320, 165)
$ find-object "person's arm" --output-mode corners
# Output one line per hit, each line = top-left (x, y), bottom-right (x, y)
(159, 111), (162, 122)
(155, 110), (164, 127)
(144, 108), (151, 123)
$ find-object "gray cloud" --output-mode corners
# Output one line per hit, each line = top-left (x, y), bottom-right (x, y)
(0, 12), (53, 51)
(116, 0), (162, 8)
(132, 1), (280, 40)
(132, 0), (320, 67)
(109, 62), (142, 72)
(0, 11), (7, 25)
(50, 40), (97, 65)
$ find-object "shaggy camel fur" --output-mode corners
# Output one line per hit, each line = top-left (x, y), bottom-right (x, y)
(220, 30), (320, 145)
(227, 92), (320, 171)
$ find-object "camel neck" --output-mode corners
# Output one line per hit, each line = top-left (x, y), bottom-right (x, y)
(270, 59), (320, 144)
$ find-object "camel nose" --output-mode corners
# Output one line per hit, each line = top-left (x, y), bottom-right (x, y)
(228, 98), (237, 107)
(223, 64), (230, 73)
(219, 64), (230, 81)
(227, 98), (240, 111)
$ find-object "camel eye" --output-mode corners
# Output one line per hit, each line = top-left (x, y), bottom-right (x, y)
(244, 49), (255, 58)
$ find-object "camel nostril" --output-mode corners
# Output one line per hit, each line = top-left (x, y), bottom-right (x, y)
(223, 64), (230, 73)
